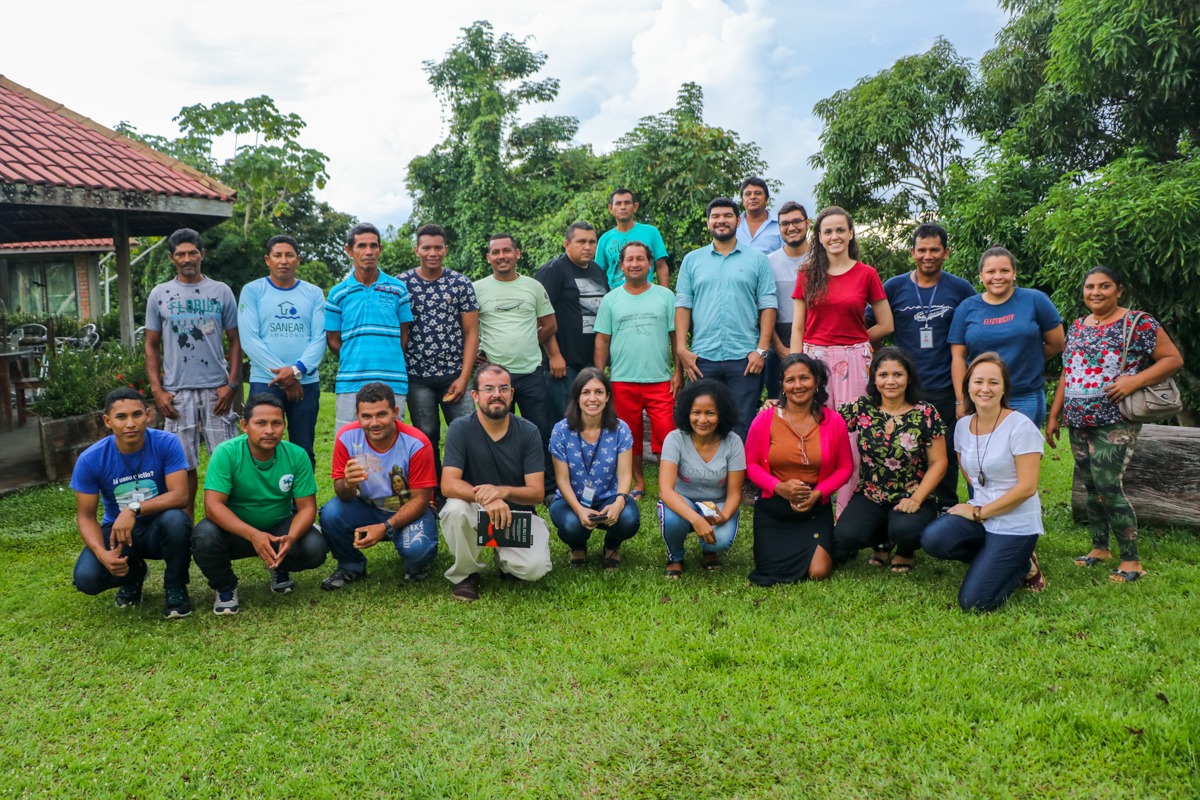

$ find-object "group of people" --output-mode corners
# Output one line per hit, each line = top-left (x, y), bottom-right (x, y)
(69, 179), (1184, 617)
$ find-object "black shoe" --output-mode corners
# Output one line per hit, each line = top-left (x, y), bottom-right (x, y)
(163, 587), (192, 619)
(115, 562), (149, 608)
(321, 567), (365, 591)
(451, 573), (481, 602)
(270, 568), (294, 594)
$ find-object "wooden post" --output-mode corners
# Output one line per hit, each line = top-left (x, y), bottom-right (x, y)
(1071, 424), (1200, 530)
(113, 212), (134, 346)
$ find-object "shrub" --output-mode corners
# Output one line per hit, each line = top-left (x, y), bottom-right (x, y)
(31, 343), (150, 419)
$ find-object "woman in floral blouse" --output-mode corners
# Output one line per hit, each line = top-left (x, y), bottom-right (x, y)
(832, 347), (948, 573)
(1046, 267), (1182, 583)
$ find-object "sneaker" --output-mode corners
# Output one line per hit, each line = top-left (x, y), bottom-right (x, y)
(322, 567), (365, 591)
(163, 587), (192, 619)
(269, 568), (294, 594)
(403, 566), (429, 582)
(213, 586), (240, 615)
(451, 573), (481, 602)
(115, 562), (149, 608)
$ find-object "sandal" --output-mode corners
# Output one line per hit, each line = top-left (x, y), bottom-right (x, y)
(602, 549), (621, 571)
(663, 562), (683, 579)
(1109, 569), (1146, 583)
(1074, 555), (1105, 567)
(1023, 552), (1047, 592)
(889, 559), (913, 574)
(569, 549), (588, 568)
(867, 550), (891, 567)
(629, 490), (646, 501)
(701, 553), (721, 571)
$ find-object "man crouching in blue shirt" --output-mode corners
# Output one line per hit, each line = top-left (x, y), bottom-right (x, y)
(71, 388), (194, 619)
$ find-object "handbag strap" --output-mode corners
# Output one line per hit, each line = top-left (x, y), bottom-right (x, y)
(1117, 310), (1145, 374)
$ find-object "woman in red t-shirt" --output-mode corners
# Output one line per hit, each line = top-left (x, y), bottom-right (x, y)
(790, 205), (893, 513)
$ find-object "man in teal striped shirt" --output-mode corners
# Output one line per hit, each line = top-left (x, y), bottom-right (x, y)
(325, 224), (414, 431)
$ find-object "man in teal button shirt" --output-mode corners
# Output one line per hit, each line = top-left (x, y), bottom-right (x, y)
(674, 197), (777, 440)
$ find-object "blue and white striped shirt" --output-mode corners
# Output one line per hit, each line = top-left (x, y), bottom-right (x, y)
(325, 270), (414, 394)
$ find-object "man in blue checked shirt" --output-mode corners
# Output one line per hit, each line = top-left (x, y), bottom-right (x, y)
(325, 223), (414, 431)
(238, 235), (327, 467)
(675, 197), (777, 441)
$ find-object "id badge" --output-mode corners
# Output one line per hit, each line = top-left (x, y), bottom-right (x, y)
(130, 491), (146, 503)
(919, 328), (934, 349)
(580, 482), (596, 507)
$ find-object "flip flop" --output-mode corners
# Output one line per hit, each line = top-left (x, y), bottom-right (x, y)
(889, 561), (913, 574)
(1074, 555), (1105, 567)
(630, 490), (646, 501)
(867, 551), (891, 567)
(1109, 569), (1146, 583)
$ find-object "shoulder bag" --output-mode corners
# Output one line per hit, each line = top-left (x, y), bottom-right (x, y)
(1117, 311), (1182, 423)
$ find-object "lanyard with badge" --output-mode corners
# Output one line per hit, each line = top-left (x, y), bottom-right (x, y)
(576, 430), (605, 507)
(914, 273), (938, 349)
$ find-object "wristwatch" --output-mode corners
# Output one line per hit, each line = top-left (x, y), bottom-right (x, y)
(754, 348), (769, 359)
(291, 365), (303, 381)
(128, 501), (142, 517)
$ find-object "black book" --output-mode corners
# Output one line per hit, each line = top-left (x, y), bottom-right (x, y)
(476, 509), (533, 548)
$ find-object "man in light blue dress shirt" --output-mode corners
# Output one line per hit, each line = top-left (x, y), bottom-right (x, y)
(735, 177), (782, 255)
(675, 197), (777, 440)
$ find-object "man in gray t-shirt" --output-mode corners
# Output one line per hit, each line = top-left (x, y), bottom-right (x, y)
(765, 201), (811, 399)
(145, 228), (242, 514)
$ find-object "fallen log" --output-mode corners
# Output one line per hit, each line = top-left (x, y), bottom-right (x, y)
(1071, 423), (1200, 530)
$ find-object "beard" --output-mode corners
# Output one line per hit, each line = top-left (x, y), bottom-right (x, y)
(481, 401), (510, 420)
(711, 228), (736, 243)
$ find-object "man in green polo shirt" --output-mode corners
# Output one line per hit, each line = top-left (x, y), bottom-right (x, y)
(191, 393), (328, 615)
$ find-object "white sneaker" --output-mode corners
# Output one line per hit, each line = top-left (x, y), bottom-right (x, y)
(213, 586), (240, 615)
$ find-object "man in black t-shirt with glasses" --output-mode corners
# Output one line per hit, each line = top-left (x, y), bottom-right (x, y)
(439, 364), (553, 602)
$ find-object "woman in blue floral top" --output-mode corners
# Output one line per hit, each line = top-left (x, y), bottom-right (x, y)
(833, 347), (948, 573)
(1046, 267), (1182, 583)
(549, 368), (640, 571)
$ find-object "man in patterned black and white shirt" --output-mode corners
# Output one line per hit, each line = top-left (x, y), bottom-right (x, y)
(399, 224), (480, 489)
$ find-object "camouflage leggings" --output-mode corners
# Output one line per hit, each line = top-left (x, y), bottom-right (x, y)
(1070, 421), (1141, 561)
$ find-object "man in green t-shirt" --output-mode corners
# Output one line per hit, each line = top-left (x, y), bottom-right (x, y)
(191, 394), (327, 615)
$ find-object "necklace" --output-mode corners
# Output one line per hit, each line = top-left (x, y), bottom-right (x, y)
(972, 410), (1005, 487)
(247, 440), (277, 471)
(878, 404), (911, 436)
(1088, 308), (1124, 326)
(778, 407), (818, 465)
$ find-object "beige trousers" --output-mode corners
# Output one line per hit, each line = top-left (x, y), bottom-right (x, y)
(439, 499), (552, 584)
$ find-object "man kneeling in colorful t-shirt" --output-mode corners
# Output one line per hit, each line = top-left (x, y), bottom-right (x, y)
(319, 382), (439, 589)
(191, 394), (328, 615)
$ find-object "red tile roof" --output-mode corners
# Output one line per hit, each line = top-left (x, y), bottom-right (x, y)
(0, 238), (118, 250)
(0, 76), (235, 201)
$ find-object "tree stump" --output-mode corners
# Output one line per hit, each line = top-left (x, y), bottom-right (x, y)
(1071, 424), (1200, 530)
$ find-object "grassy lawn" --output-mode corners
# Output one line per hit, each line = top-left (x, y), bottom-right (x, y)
(1, 395), (1197, 798)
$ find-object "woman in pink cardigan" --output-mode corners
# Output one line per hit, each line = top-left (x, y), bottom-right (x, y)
(746, 353), (853, 585)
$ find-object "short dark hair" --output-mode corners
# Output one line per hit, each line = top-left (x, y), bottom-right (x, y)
(473, 363), (512, 391)
(706, 197), (739, 217)
(265, 235), (300, 256)
(1083, 265), (1124, 291)
(166, 229), (203, 254)
(866, 346), (923, 407)
(912, 223), (948, 248)
(243, 392), (285, 422)
(961, 352), (1013, 415)
(487, 232), (520, 250)
(777, 201), (808, 219)
(103, 387), (146, 414)
(619, 241), (654, 264)
(565, 221), (596, 241)
(740, 176), (769, 199)
(979, 245), (1016, 272)
(777, 353), (830, 421)
(673, 379), (737, 439)
(355, 381), (396, 410)
(609, 188), (638, 204)
(564, 367), (618, 432)
(415, 224), (447, 246)
(345, 223), (382, 248)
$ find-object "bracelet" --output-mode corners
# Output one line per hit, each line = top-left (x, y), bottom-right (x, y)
(954, 400), (964, 406)
(972, 505), (983, 523)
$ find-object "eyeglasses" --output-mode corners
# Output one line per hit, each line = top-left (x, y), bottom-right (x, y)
(477, 385), (513, 395)
(779, 220), (808, 229)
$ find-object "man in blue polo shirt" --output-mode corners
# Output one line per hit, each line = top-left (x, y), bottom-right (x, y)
(325, 223), (414, 431)
(867, 222), (975, 506)
(675, 197), (777, 440)
(736, 177), (782, 255)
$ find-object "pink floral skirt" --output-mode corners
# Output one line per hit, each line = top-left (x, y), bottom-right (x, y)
(803, 341), (872, 516)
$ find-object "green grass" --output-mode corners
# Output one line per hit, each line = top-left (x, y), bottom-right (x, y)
(1, 396), (1198, 798)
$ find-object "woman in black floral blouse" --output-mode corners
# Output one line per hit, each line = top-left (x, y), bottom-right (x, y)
(832, 347), (948, 572)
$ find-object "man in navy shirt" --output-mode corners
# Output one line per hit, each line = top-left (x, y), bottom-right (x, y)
(71, 388), (194, 619)
(869, 223), (975, 506)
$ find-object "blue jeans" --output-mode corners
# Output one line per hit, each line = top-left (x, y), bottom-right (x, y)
(695, 357), (761, 441)
(549, 496), (641, 551)
(319, 496), (438, 574)
(511, 367), (556, 495)
(1008, 389), (1046, 428)
(921, 515), (1038, 612)
(407, 374), (475, 475)
(546, 365), (582, 423)
(764, 323), (791, 400)
(73, 509), (193, 594)
(191, 515), (328, 590)
(249, 381), (320, 468)
(657, 499), (740, 563)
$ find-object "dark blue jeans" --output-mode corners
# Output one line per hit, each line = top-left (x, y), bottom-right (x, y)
(546, 365), (582, 423)
(249, 381), (320, 469)
(512, 367), (556, 495)
(921, 386), (961, 507)
(549, 496), (641, 551)
(921, 515), (1038, 612)
(318, 496), (438, 574)
(191, 515), (328, 590)
(764, 323), (792, 400)
(1008, 389), (1047, 428)
(407, 374), (475, 476)
(73, 509), (193, 594)
(694, 357), (762, 441)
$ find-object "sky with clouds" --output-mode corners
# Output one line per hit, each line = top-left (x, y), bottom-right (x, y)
(5, 0), (1009, 231)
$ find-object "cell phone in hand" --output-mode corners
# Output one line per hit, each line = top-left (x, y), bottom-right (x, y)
(588, 512), (607, 522)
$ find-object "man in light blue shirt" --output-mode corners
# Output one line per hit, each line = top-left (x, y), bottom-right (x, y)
(325, 223), (414, 431)
(736, 177), (781, 255)
(238, 235), (327, 467)
(675, 197), (777, 440)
